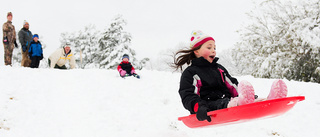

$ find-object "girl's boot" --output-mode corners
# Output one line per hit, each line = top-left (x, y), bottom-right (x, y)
(267, 79), (288, 100)
(237, 80), (255, 105)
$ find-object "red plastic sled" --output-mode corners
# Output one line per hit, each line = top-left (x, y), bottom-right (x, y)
(178, 96), (305, 128)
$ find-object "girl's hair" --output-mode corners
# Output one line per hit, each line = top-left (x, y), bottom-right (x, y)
(173, 46), (201, 71)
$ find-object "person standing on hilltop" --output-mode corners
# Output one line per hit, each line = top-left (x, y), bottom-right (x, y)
(2, 12), (18, 66)
(28, 34), (43, 68)
(18, 20), (33, 67)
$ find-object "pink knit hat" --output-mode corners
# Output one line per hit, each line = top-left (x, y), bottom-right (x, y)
(190, 30), (215, 49)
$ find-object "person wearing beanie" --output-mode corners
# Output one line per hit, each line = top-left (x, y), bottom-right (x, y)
(117, 54), (140, 79)
(28, 34), (43, 68)
(2, 12), (17, 66)
(18, 20), (33, 67)
(174, 30), (288, 122)
(48, 42), (76, 69)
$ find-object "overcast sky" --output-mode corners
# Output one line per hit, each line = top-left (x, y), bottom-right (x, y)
(0, 0), (262, 65)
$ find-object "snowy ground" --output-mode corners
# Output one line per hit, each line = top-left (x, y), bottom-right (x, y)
(0, 66), (319, 137)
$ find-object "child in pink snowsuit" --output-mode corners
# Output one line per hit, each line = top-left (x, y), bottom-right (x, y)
(117, 54), (140, 79)
(174, 30), (288, 122)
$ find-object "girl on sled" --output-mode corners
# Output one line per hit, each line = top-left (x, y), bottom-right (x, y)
(174, 30), (287, 122)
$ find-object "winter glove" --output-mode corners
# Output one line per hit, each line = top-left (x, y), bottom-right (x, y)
(14, 40), (18, 48)
(119, 69), (127, 77)
(195, 100), (211, 122)
(40, 54), (43, 60)
(22, 45), (27, 52)
(3, 37), (9, 45)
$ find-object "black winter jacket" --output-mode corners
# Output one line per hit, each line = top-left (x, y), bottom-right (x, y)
(178, 57), (238, 113)
(117, 61), (135, 74)
(18, 28), (33, 48)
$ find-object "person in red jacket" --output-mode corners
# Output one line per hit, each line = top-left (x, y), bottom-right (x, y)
(117, 54), (140, 79)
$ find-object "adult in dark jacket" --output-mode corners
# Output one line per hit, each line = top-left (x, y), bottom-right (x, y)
(28, 34), (43, 68)
(18, 20), (33, 67)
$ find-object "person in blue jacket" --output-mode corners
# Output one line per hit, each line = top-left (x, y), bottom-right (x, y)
(28, 34), (43, 68)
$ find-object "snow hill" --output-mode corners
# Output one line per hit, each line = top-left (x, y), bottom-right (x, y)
(0, 66), (319, 137)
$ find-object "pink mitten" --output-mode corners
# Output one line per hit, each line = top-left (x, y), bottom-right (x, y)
(131, 70), (136, 74)
(119, 69), (127, 77)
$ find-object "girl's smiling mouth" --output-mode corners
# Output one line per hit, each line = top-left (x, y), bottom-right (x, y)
(209, 55), (215, 59)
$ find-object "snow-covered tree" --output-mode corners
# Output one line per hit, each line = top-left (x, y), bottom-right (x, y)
(98, 15), (138, 69)
(60, 24), (100, 69)
(217, 49), (240, 76)
(232, 0), (320, 82)
(12, 47), (22, 67)
(59, 15), (149, 70)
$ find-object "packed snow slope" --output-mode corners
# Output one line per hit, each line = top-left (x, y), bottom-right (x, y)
(0, 66), (319, 137)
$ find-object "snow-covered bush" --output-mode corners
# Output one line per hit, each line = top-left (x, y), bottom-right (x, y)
(61, 15), (149, 69)
(233, 0), (320, 83)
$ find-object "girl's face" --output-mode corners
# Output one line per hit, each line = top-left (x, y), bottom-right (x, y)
(194, 40), (216, 63)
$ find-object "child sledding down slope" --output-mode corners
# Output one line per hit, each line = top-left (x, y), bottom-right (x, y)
(117, 54), (140, 79)
(174, 30), (288, 122)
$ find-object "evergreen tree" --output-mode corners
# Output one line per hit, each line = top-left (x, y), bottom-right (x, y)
(59, 15), (149, 70)
(97, 15), (138, 69)
(233, 0), (320, 83)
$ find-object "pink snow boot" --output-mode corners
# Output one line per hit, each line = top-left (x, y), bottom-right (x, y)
(237, 80), (255, 105)
(267, 79), (288, 100)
